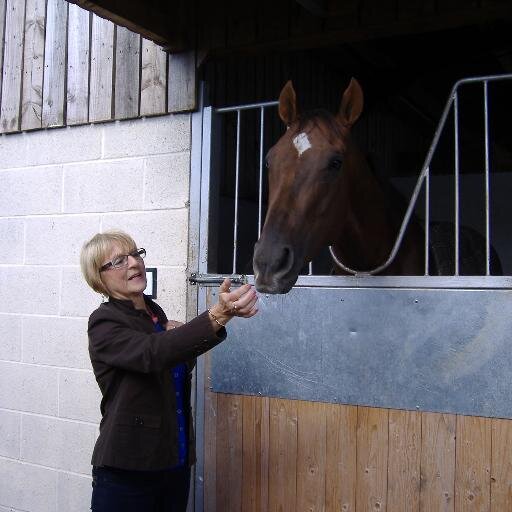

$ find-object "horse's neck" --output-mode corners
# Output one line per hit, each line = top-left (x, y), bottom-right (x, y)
(334, 149), (398, 270)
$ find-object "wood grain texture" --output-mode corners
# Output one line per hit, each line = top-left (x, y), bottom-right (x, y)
(490, 418), (512, 511)
(1, 0), (25, 132)
(216, 393), (243, 512)
(0, 0), (5, 102)
(42, 0), (67, 128)
(242, 395), (270, 512)
(325, 403), (357, 512)
(67, 3), (90, 125)
(455, 415), (491, 512)
(140, 37), (166, 116)
(21, 0), (46, 130)
(168, 50), (196, 113)
(269, 398), (298, 512)
(296, 400), (326, 512)
(114, 25), (140, 119)
(420, 413), (456, 512)
(89, 13), (113, 122)
(356, 406), (389, 512)
(387, 409), (421, 512)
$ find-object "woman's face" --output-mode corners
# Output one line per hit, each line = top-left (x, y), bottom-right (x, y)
(100, 243), (147, 301)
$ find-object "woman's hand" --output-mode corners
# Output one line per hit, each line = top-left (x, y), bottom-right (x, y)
(208, 278), (258, 329)
(165, 320), (184, 330)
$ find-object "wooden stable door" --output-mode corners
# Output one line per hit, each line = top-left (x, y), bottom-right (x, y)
(203, 382), (512, 512)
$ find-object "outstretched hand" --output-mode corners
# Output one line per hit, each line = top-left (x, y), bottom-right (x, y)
(208, 278), (259, 329)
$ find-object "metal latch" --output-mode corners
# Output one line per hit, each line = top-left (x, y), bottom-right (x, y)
(188, 273), (248, 286)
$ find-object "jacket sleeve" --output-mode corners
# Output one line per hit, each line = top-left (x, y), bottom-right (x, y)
(88, 309), (226, 373)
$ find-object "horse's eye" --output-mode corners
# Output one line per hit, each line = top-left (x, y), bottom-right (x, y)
(328, 158), (343, 170)
(265, 157), (270, 169)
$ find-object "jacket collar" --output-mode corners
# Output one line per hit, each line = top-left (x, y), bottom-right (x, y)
(106, 294), (152, 316)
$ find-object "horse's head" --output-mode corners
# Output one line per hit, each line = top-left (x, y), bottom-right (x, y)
(253, 79), (364, 293)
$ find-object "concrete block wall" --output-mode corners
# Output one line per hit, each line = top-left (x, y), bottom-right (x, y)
(0, 114), (192, 511)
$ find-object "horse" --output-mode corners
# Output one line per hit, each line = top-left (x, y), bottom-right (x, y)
(252, 79), (502, 294)
(252, 78), (426, 294)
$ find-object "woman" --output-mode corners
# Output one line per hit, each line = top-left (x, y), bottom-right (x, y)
(80, 230), (258, 512)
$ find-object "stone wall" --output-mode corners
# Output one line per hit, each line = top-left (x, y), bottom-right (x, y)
(0, 113), (191, 511)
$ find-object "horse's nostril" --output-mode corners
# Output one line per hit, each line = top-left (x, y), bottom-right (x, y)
(273, 245), (294, 276)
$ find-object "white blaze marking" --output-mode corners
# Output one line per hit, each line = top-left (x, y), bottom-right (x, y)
(292, 132), (311, 157)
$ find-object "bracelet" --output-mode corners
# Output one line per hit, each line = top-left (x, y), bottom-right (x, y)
(208, 308), (226, 327)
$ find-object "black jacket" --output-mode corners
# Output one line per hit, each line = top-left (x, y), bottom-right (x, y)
(87, 295), (226, 470)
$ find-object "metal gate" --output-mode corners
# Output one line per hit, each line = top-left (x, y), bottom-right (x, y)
(190, 75), (512, 508)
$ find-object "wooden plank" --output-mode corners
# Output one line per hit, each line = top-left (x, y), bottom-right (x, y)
(114, 25), (140, 119)
(356, 406), (388, 512)
(296, 401), (326, 512)
(388, 409), (421, 512)
(242, 395), (270, 512)
(168, 50), (196, 113)
(21, 0), (46, 131)
(325, 403), (357, 512)
(491, 419), (512, 511)
(66, 3), (90, 125)
(455, 415), (491, 512)
(0, 0), (26, 133)
(140, 37), (166, 116)
(269, 398), (298, 512)
(42, 0), (67, 128)
(0, 0), (6, 104)
(216, 393), (243, 512)
(203, 354), (217, 512)
(420, 412), (456, 512)
(89, 13), (113, 122)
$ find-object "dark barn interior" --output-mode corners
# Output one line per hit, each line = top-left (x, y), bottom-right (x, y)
(200, 19), (512, 275)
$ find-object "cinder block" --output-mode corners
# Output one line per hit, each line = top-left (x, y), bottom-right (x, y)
(0, 362), (58, 415)
(22, 124), (102, 167)
(0, 314), (22, 361)
(59, 370), (101, 423)
(0, 165), (62, 216)
(22, 317), (90, 369)
(60, 267), (103, 318)
(148, 266), (187, 323)
(143, 152), (190, 210)
(0, 410), (20, 458)
(101, 209), (189, 267)
(102, 114), (190, 159)
(0, 267), (60, 315)
(63, 158), (145, 213)
(0, 218), (24, 264)
(0, 458), (57, 512)
(57, 472), (92, 512)
(0, 131), (29, 169)
(21, 415), (96, 474)
(25, 216), (101, 265)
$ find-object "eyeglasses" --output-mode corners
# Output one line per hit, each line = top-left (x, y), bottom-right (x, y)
(100, 248), (146, 272)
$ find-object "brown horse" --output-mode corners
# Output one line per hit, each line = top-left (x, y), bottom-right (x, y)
(252, 79), (425, 294)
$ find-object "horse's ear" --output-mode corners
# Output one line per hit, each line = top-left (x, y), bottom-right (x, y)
(278, 80), (297, 126)
(338, 78), (363, 127)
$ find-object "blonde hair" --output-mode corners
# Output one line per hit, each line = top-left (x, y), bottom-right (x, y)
(80, 230), (137, 295)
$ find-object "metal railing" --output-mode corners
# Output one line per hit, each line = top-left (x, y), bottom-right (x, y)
(213, 74), (512, 278)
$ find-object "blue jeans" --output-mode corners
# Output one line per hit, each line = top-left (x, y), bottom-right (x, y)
(91, 465), (191, 512)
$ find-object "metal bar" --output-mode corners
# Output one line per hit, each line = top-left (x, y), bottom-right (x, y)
(454, 92), (460, 276)
(245, 273), (512, 290)
(308, 261), (313, 275)
(216, 100), (279, 113)
(199, 107), (213, 274)
(189, 273), (248, 286)
(258, 106), (265, 237)
(484, 81), (491, 276)
(424, 166), (430, 276)
(233, 110), (241, 273)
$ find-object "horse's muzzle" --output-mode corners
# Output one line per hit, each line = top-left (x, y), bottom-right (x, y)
(253, 238), (300, 294)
